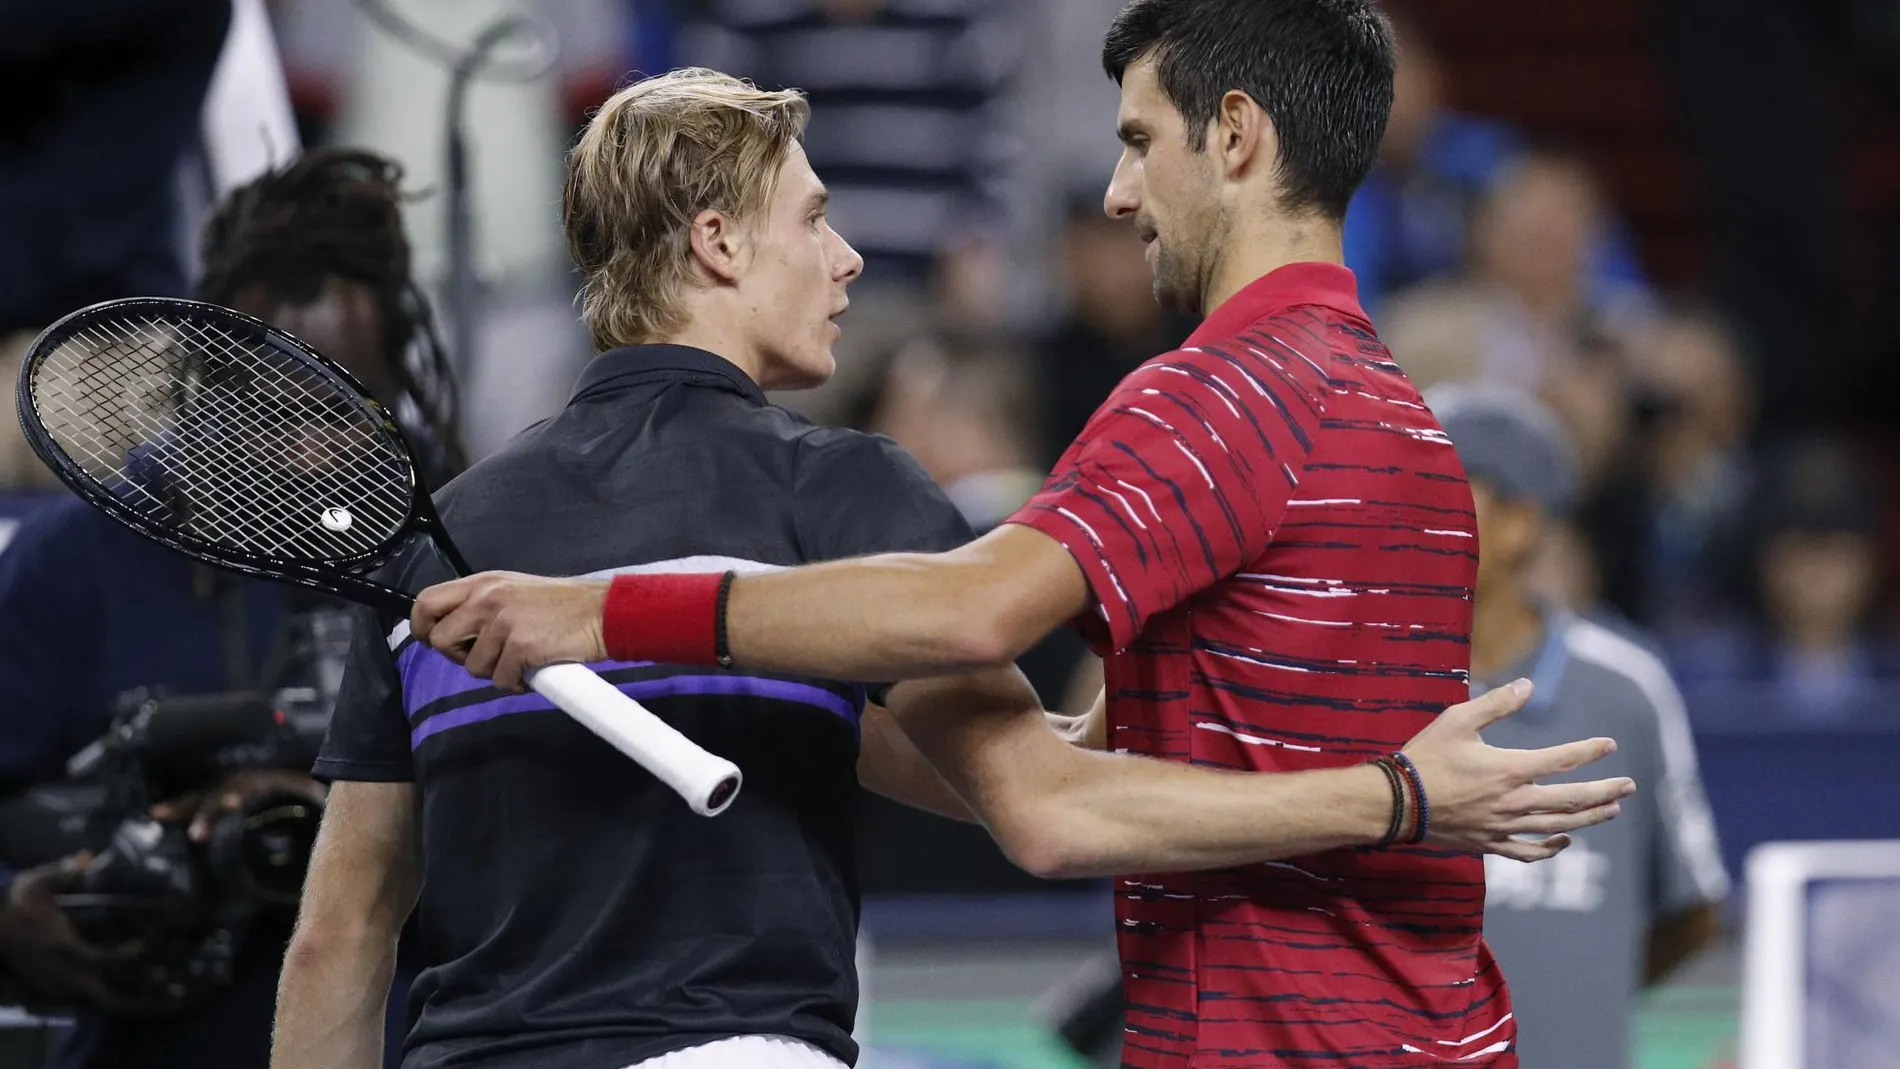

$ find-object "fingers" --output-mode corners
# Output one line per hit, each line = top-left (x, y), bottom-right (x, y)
(414, 574), (521, 650)
(148, 793), (197, 822)
(1523, 736), (1618, 778)
(1505, 802), (1624, 836)
(188, 791), (240, 843)
(410, 576), (479, 648)
(1518, 777), (1636, 815)
(1445, 679), (1533, 731)
(1488, 833), (1572, 863)
(460, 608), (508, 681)
(494, 646), (531, 695)
(419, 600), (488, 666)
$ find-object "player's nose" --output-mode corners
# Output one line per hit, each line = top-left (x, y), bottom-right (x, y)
(1104, 161), (1140, 221)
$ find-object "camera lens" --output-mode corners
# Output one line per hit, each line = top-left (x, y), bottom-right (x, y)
(207, 794), (323, 906)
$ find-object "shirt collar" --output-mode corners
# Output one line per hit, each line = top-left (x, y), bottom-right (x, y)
(569, 344), (768, 407)
(1186, 261), (1369, 347)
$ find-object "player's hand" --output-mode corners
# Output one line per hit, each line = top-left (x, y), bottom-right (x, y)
(152, 769), (327, 843)
(1398, 679), (1635, 862)
(412, 572), (610, 691)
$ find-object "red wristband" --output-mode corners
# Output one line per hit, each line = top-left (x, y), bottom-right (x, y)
(602, 572), (725, 664)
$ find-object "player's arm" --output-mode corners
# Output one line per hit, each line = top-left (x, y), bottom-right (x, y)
(272, 780), (420, 1069)
(882, 669), (1629, 878)
(1046, 687), (1107, 750)
(412, 521), (1088, 690)
(858, 682), (1108, 822)
(411, 344), (1298, 688)
(857, 702), (979, 822)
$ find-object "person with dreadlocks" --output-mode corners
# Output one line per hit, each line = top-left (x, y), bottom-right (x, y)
(0, 147), (458, 1069)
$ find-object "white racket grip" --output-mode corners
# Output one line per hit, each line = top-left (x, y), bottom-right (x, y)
(524, 662), (743, 816)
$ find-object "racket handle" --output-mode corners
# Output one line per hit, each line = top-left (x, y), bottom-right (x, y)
(524, 663), (743, 817)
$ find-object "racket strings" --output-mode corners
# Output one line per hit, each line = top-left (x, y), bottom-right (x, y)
(30, 316), (415, 565)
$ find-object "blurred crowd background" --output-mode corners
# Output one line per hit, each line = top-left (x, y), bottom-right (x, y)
(1, 1), (1897, 1067)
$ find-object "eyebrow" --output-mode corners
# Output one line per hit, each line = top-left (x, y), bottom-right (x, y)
(1116, 121), (1148, 145)
(808, 187), (830, 211)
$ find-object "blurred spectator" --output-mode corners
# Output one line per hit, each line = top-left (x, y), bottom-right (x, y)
(864, 337), (1044, 534)
(1033, 195), (1196, 468)
(1380, 151), (1650, 397)
(1342, 10), (1649, 320)
(1583, 307), (1758, 639)
(678, 0), (1019, 288)
(1430, 382), (1729, 1069)
(0, 0), (234, 492)
(1672, 438), (1900, 724)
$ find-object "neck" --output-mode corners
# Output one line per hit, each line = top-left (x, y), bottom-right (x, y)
(1202, 212), (1345, 317)
(650, 308), (766, 387)
(1470, 584), (1544, 680)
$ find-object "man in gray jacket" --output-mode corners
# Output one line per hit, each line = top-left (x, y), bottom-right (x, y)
(1432, 383), (1732, 1069)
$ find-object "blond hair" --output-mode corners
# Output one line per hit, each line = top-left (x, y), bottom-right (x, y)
(564, 68), (810, 350)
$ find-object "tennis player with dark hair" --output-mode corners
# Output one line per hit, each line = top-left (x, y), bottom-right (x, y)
(409, 3), (1632, 1066)
(0, 147), (454, 1069)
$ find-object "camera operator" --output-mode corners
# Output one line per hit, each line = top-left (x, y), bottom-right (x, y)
(0, 148), (465, 1069)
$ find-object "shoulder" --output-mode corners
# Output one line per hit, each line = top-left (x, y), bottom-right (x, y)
(793, 424), (931, 487)
(791, 425), (973, 559)
(1118, 331), (1334, 417)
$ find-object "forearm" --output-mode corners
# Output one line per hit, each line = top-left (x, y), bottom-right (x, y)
(652, 526), (1085, 681)
(726, 552), (1009, 680)
(890, 673), (1392, 879)
(271, 927), (397, 1069)
(411, 528), (1091, 692)
(1006, 753), (1391, 878)
(273, 781), (419, 1069)
(858, 704), (979, 823)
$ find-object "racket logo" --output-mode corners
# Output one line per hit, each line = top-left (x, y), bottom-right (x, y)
(320, 507), (355, 534)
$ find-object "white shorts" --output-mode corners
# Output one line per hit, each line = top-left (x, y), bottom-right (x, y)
(621, 1035), (846, 1069)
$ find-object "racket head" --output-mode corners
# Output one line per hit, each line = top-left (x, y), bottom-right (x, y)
(16, 297), (440, 613)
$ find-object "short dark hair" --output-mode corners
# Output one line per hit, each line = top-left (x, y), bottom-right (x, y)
(197, 148), (469, 478)
(1103, 0), (1396, 220)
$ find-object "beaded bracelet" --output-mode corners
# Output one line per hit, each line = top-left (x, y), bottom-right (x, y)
(1370, 756), (1408, 849)
(1392, 752), (1431, 845)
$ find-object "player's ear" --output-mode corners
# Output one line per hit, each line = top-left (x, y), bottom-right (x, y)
(688, 208), (746, 284)
(1215, 90), (1271, 183)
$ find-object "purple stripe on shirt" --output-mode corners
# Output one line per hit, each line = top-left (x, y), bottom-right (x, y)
(408, 672), (861, 749)
(395, 641), (658, 720)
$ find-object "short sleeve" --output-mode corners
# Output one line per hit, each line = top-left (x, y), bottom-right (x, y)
(1003, 346), (1320, 653)
(1642, 666), (1731, 916)
(793, 428), (975, 562)
(312, 604), (414, 784)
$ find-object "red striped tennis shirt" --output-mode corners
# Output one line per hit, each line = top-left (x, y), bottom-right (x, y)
(1005, 262), (1513, 1067)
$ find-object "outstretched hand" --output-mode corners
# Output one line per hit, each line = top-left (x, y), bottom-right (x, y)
(411, 572), (611, 691)
(1401, 679), (1635, 862)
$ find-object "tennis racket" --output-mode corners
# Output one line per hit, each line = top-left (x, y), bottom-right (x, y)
(15, 297), (742, 817)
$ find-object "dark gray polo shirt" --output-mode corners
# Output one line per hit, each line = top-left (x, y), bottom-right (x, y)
(314, 345), (973, 1069)
(1476, 609), (1731, 1069)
